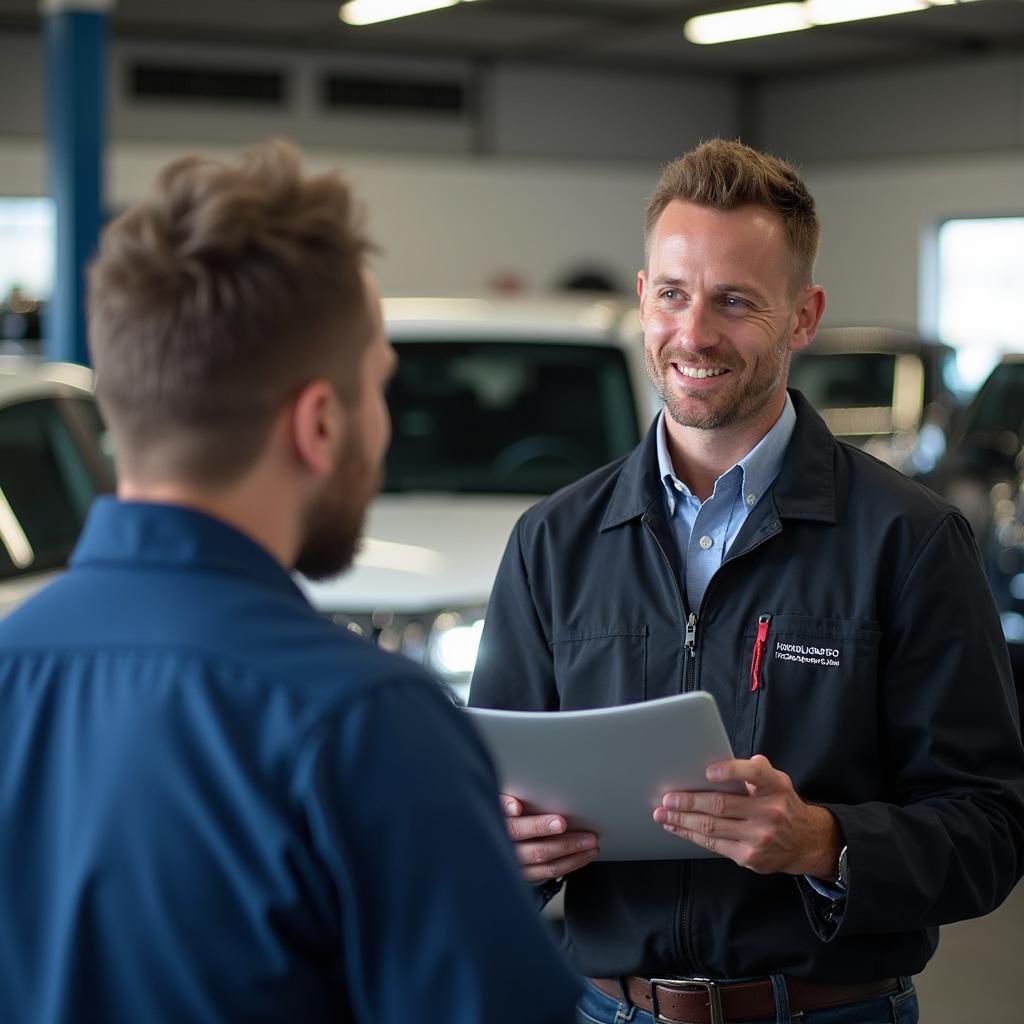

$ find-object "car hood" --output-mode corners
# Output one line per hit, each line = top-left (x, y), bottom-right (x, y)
(298, 494), (535, 613)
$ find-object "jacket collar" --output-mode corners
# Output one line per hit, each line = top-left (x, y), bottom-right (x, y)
(600, 388), (836, 531)
(71, 497), (308, 598)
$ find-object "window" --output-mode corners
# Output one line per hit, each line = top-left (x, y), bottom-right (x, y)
(0, 198), (54, 346)
(934, 217), (1024, 389)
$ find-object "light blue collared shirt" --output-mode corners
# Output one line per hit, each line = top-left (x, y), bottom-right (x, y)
(656, 392), (797, 612)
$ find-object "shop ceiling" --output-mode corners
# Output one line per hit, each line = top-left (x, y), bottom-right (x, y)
(1, 0), (1022, 77)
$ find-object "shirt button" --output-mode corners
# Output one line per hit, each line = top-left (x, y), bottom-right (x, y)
(746, 493), (756, 506)
(674, 481), (684, 493)
(699, 535), (713, 550)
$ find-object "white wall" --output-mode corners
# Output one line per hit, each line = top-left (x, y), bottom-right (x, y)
(807, 149), (1024, 333)
(754, 53), (1024, 337)
(0, 136), (659, 296)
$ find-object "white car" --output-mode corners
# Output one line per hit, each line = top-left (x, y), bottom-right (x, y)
(0, 299), (656, 709)
(301, 295), (657, 703)
(0, 358), (114, 620)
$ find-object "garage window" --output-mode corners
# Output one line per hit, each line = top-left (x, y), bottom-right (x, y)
(0, 198), (53, 346)
(934, 216), (1024, 389)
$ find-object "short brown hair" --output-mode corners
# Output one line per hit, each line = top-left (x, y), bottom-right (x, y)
(88, 139), (374, 486)
(645, 138), (819, 287)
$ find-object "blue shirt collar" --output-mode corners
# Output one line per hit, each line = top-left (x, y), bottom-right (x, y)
(71, 497), (307, 599)
(655, 392), (797, 511)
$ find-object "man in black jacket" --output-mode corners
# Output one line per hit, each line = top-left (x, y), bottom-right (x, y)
(469, 139), (1024, 1024)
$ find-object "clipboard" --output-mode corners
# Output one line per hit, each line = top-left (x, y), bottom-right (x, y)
(465, 691), (743, 861)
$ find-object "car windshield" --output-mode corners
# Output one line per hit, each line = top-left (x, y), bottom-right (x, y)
(788, 352), (896, 410)
(0, 396), (110, 581)
(962, 362), (1024, 443)
(385, 340), (640, 494)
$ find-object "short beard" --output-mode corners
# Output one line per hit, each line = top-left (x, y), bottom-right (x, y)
(644, 330), (790, 432)
(294, 426), (382, 581)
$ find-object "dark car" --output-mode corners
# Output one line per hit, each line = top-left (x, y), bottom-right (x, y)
(927, 355), (1024, 682)
(790, 326), (961, 477)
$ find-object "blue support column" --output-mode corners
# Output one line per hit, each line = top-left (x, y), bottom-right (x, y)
(43, 0), (113, 366)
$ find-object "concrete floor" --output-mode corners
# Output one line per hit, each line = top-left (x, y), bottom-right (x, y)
(915, 881), (1024, 1023)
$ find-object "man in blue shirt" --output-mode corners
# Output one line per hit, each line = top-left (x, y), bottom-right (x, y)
(0, 142), (579, 1023)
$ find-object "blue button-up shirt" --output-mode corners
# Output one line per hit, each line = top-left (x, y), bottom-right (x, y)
(656, 393), (797, 611)
(0, 499), (578, 1024)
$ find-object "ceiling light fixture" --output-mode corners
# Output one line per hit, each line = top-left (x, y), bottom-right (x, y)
(339, 0), (480, 28)
(685, 0), (969, 45)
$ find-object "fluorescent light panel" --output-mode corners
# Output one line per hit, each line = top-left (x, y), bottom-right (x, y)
(339, 0), (478, 27)
(686, 0), (968, 45)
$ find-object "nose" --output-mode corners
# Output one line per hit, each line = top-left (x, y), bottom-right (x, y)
(672, 298), (720, 357)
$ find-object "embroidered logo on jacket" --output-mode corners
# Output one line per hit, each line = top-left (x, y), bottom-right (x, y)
(774, 641), (840, 668)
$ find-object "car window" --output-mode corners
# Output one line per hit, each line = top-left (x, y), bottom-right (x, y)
(962, 363), (1024, 442)
(386, 341), (639, 494)
(788, 352), (896, 410)
(0, 397), (107, 581)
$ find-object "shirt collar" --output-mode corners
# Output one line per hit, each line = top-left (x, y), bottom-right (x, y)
(70, 497), (308, 600)
(655, 392), (797, 512)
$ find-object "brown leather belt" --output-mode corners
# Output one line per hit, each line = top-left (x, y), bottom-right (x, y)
(589, 975), (900, 1024)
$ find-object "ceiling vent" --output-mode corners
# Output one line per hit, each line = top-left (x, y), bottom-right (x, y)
(130, 64), (286, 105)
(323, 75), (466, 115)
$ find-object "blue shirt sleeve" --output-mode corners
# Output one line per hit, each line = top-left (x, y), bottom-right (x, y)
(295, 673), (581, 1024)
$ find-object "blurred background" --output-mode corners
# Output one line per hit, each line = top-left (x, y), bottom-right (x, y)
(1, 2), (1022, 1020)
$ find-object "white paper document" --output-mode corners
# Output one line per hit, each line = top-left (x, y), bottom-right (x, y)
(465, 691), (742, 861)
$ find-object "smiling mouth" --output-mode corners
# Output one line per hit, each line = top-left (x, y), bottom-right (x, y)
(674, 364), (729, 379)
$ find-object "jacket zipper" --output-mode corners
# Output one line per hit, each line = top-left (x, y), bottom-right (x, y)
(750, 614), (772, 691)
(646, 511), (785, 977)
(642, 513), (697, 972)
(684, 612), (698, 692)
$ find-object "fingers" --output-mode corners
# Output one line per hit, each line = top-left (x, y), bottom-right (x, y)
(516, 834), (600, 882)
(653, 803), (759, 845)
(498, 797), (600, 880)
(660, 788), (742, 818)
(705, 755), (786, 792)
(504, 810), (570, 842)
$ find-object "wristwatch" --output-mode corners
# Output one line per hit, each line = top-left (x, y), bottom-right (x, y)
(835, 844), (849, 892)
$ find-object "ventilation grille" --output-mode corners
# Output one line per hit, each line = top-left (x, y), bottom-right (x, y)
(130, 64), (286, 104)
(324, 75), (465, 115)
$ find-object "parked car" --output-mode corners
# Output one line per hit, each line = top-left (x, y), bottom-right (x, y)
(0, 300), (655, 704)
(926, 354), (1024, 683)
(300, 295), (656, 703)
(789, 326), (960, 477)
(0, 358), (114, 620)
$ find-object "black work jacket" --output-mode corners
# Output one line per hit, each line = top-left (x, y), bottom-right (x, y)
(470, 390), (1024, 983)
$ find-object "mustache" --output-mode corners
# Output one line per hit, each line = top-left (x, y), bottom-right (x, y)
(656, 351), (742, 373)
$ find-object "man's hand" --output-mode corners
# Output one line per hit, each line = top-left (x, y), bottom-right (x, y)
(500, 795), (600, 883)
(653, 755), (842, 878)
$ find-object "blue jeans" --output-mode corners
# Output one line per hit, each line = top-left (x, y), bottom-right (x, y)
(576, 976), (919, 1024)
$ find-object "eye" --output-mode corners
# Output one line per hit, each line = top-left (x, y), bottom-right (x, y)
(720, 294), (747, 310)
(660, 289), (680, 301)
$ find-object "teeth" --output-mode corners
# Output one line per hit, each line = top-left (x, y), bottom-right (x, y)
(678, 365), (727, 379)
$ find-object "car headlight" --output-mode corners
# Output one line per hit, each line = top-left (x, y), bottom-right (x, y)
(428, 613), (485, 677)
(329, 605), (486, 705)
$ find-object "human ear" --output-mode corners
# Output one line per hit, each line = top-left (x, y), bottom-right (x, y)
(637, 269), (649, 323)
(290, 379), (343, 479)
(789, 285), (827, 353)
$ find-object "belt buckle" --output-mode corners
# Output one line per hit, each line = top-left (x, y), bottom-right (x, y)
(648, 977), (724, 1024)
